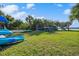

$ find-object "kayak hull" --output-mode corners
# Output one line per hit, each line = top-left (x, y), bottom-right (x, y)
(0, 35), (24, 45)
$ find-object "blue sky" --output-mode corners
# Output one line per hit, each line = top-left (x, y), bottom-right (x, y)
(0, 3), (79, 27)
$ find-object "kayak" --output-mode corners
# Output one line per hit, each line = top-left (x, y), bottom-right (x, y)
(0, 16), (24, 45)
(0, 35), (24, 45)
(0, 29), (13, 35)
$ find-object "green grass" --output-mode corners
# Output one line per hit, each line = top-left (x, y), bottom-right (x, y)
(0, 31), (79, 56)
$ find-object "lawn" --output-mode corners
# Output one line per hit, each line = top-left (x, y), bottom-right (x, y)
(0, 31), (79, 56)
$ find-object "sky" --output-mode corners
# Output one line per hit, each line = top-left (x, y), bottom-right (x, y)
(0, 3), (79, 27)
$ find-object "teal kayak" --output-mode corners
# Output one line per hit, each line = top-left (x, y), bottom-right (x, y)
(0, 35), (24, 45)
(0, 16), (24, 45)
(0, 29), (13, 35)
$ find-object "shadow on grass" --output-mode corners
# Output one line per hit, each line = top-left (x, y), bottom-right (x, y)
(28, 30), (79, 36)
(58, 30), (79, 32)
(0, 41), (23, 51)
(69, 30), (79, 32)
(29, 31), (57, 36)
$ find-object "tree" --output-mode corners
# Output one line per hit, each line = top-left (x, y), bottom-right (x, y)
(12, 20), (23, 29)
(0, 5), (5, 16)
(69, 3), (79, 22)
(25, 15), (34, 30)
(31, 18), (43, 30)
(65, 22), (72, 31)
(4, 15), (15, 29)
(54, 21), (71, 31)
(7, 20), (23, 30)
(5, 15), (15, 23)
(0, 10), (5, 16)
(19, 23), (28, 30)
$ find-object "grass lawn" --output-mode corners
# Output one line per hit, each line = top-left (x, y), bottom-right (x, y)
(0, 31), (79, 56)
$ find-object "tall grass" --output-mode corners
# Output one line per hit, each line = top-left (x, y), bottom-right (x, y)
(0, 31), (79, 56)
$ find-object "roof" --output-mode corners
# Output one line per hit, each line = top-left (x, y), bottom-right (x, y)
(0, 16), (9, 24)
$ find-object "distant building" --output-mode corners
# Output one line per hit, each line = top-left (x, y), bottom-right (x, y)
(36, 26), (58, 32)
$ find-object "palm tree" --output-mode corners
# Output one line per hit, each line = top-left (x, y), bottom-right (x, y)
(25, 15), (34, 30)
(69, 3), (79, 22)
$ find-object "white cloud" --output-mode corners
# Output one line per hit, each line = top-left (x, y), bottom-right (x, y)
(0, 4), (27, 22)
(69, 3), (76, 7)
(0, 5), (19, 15)
(55, 4), (63, 7)
(31, 15), (45, 19)
(64, 9), (71, 15)
(12, 13), (45, 22)
(27, 3), (35, 10)
(35, 16), (45, 19)
(12, 11), (28, 21)
(57, 4), (63, 7)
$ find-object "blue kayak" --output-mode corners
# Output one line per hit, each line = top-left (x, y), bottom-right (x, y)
(0, 16), (24, 45)
(0, 29), (13, 35)
(0, 35), (24, 45)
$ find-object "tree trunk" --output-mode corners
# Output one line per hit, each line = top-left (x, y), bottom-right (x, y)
(67, 25), (70, 31)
